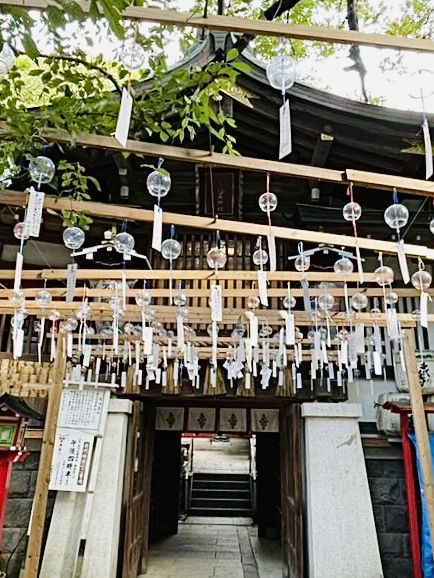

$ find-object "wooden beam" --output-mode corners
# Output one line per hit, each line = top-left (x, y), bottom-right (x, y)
(0, 268), (377, 282)
(402, 330), (434, 549)
(3, 2), (434, 53)
(1, 190), (433, 260)
(39, 128), (434, 199)
(22, 335), (66, 578)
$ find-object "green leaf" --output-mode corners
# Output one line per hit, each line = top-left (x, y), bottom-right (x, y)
(226, 47), (239, 62)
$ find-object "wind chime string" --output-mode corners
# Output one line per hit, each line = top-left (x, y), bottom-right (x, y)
(347, 182), (364, 284)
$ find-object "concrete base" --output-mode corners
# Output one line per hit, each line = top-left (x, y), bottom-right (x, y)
(40, 399), (132, 578)
(302, 403), (383, 578)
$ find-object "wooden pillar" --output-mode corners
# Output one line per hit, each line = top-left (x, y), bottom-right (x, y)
(403, 329), (434, 546)
(22, 335), (66, 578)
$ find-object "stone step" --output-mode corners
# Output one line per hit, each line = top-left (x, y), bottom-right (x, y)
(191, 497), (251, 509)
(192, 488), (250, 499)
(188, 506), (252, 517)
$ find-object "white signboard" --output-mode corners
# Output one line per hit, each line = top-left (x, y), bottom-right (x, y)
(58, 389), (109, 433)
(50, 428), (94, 492)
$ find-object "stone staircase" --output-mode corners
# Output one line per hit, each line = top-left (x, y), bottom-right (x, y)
(189, 472), (252, 517)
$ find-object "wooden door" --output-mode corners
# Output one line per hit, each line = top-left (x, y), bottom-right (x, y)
(149, 431), (182, 540)
(256, 433), (281, 539)
(280, 405), (305, 578)
(121, 403), (155, 578)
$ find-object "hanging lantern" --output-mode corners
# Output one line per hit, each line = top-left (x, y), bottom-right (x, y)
(247, 295), (260, 309)
(147, 169), (171, 199)
(318, 292), (335, 311)
(114, 232), (135, 254)
(266, 55), (297, 92)
(120, 42), (146, 71)
(258, 191), (278, 213)
(63, 226), (85, 250)
(35, 290), (52, 308)
(283, 295), (296, 309)
(374, 265), (394, 287)
(207, 246), (227, 270)
(342, 201), (362, 222)
(29, 156), (55, 184)
(384, 203), (409, 230)
(294, 255), (310, 272)
(333, 256), (354, 276)
(135, 288), (152, 307)
(253, 248), (269, 267)
(161, 238), (181, 260)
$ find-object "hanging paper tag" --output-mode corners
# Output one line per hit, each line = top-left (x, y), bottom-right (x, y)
(267, 232), (277, 272)
(13, 251), (23, 292)
(355, 323), (365, 355)
(354, 245), (364, 285)
(66, 263), (77, 302)
(210, 283), (223, 322)
(386, 308), (400, 340)
(373, 351), (382, 376)
(177, 315), (185, 349)
(285, 312), (295, 346)
(152, 204), (163, 252)
(397, 240), (410, 285)
(421, 291), (429, 328)
(258, 270), (268, 307)
(143, 326), (153, 355)
(25, 187), (45, 238)
(114, 88), (133, 148)
(279, 100), (292, 160)
(95, 357), (101, 381)
(83, 344), (92, 367)
(122, 270), (127, 310)
(13, 328), (24, 359)
(423, 118), (433, 180)
(66, 332), (73, 358)
(301, 279), (312, 314)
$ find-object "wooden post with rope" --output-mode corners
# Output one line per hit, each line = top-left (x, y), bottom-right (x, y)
(402, 330), (434, 546)
(22, 334), (66, 578)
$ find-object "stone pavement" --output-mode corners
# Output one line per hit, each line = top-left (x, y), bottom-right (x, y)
(138, 519), (282, 578)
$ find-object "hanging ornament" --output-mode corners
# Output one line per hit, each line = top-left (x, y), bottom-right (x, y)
(29, 156), (55, 185)
(351, 291), (368, 311)
(35, 289), (52, 308)
(385, 289), (399, 306)
(430, 218), (434, 235)
(374, 265), (394, 287)
(10, 290), (25, 309)
(13, 222), (29, 241)
(266, 50), (297, 92)
(412, 259), (432, 328)
(333, 256), (354, 276)
(247, 295), (260, 310)
(254, 237), (269, 307)
(173, 284), (187, 307)
(294, 255), (310, 272)
(120, 41), (146, 71)
(135, 287), (152, 307)
(384, 189), (410, 284)
(207, 232), (227, 271)
(161, 225), (181, 304)
(259, 173), (277, 271)
(343, 184), (364, 284)
(318, 292), (335, 311)
(147, 160), (171, 253)
(114, 231), (135, 255)
(293, 242), (311, 315)
(63, 226), (85, 250)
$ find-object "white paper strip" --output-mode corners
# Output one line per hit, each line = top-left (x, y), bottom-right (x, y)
(25, 188), (45, 238)
(210, 283), (223, 322)
(421, 291), (429, 328)
(423, 118), (433, 180)
(143, 326), (153, 355)
(114, 88), (133, 148)
(267, 232), (277, 272)
(66, 331), (73, 358)
(66, 263), (78, 302)
(121, 270), (127, 310)
(285, 312), (295, 346)
(397, 240), (410, 285)
(258, 270), (268, 307)
(177, 315), (185, 349)
(279, 100), (292, 159)
(373, 351), (382, 376)
(355, 245), (364, 285)
(355, 323), (365, 355)
(152, 204), (163, 252)
(14, 252), (23, 292)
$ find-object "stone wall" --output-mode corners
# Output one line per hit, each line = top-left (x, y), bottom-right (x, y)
(365, 451), (412, 578)
(2, 450), (40, 578)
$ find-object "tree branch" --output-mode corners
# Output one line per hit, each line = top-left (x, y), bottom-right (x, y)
(344, 0), (368, 103)
(38, 53), (123, 96)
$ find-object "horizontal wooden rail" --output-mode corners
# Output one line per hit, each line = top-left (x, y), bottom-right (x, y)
(39, 129), (434, 198)
(3, 2), (434, 53)
(1, 190), (433, 260)
(0, 268), (377, 282)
